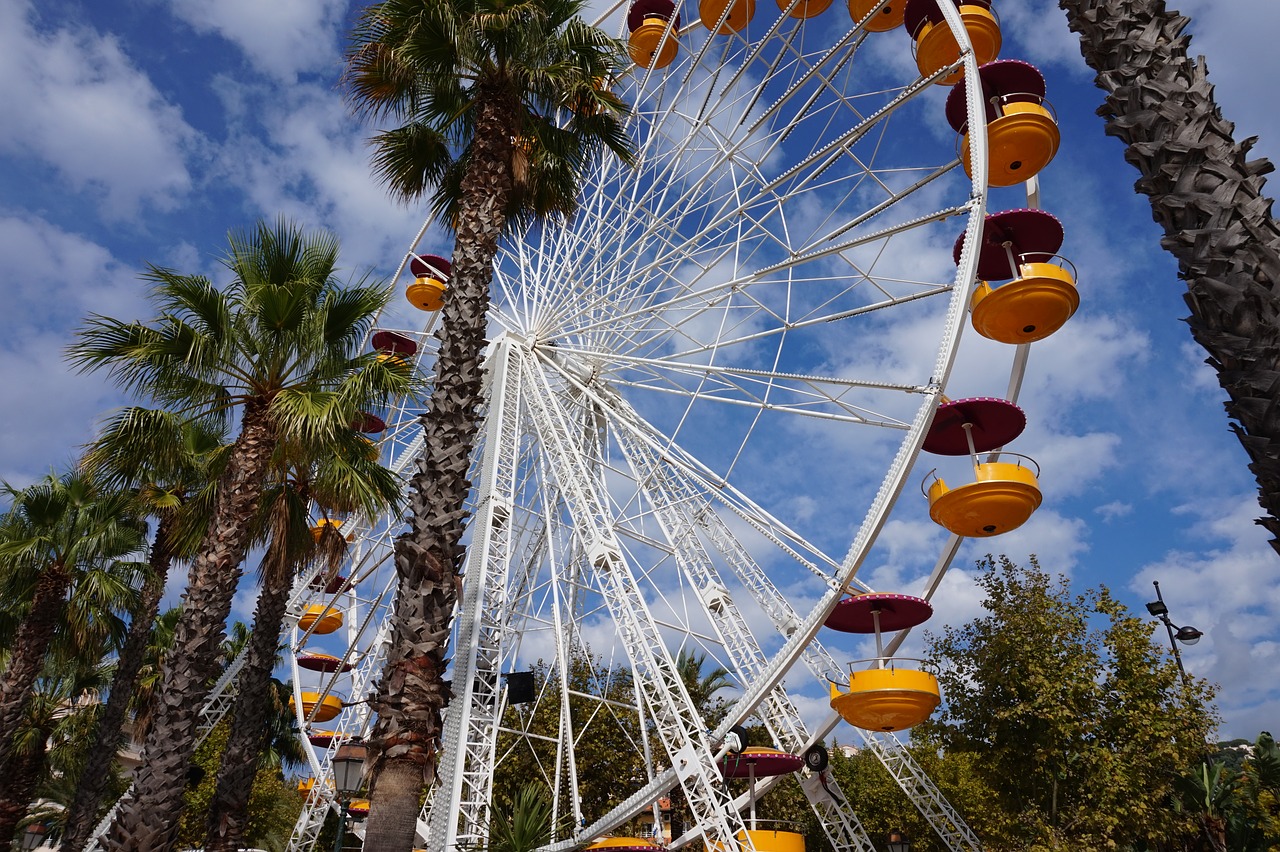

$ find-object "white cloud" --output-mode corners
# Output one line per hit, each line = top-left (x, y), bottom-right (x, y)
(1131, 493), (1280, 739)
(0, 0), (196, 216)
(168, 0), (350, 83)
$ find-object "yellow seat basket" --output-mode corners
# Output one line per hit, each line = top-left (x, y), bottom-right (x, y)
(830, 668), (941, 732)
(927, 461), (1042, 537)
(962, 101), (1060, 187)
(701, 0), (755, 32)
(311, 519), (342, 541)
(406, 276), (446, 311)
(289, 692), (344, 723)
(629, 18), (679, 69)
(299, 604), (344, 635)
(777, 0), (834, 19)
(971, 262), (1078, 344)
(708, 829), (806, 852)
(849, 0), (904, 31)
(913, 6), (1000, 85)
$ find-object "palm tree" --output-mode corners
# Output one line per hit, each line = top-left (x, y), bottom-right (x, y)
(344, 3), (631, 845)
(0, 652), (114, 851)
(488, 784), (566, 852)
(68, 218), (412, 852)
(0, 472), (144, 779)
(204, 442), (401, 852)
(1058, 0), (1280, 554)
(675, 648), (735, 728)
(59, 411), (226, 852)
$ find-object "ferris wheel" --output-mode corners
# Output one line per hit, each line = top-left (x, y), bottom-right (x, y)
(275, 1), (1076, 851)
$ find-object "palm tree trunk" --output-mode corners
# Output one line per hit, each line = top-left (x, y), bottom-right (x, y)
(102, 404), (277, 852)
(0, 563), (71, 775)
(60, 520), (174, 852)
(203, 557), (294, 852)
(0, 735), (48, 852)
(362, 88), (519, 852)
(1059, 0), (1280, 554)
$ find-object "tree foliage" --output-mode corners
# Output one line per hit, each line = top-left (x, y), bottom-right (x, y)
(918, 555), (1216, 850)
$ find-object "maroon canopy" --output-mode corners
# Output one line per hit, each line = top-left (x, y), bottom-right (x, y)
(824, 593), (933, 633)
(923, 396), (1026, 455)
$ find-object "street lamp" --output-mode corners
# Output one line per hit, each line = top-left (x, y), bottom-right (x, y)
(331, 741), (367, 852)
(1146, 581), (1202, 687)
(887, 829), (910, 852)
(20, 824), (46, 851)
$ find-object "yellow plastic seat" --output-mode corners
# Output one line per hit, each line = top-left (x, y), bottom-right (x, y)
(406, 276), (446, 311)
(926, 459), (1042, 537)
(296, 776), (332, 794)
(311, 518), (342, 541)
(289, 691), (345, 723)
(701, 0), (755, 32)
(299, 604), (344, 635)
(629, 17), (679, 68)
(830, 667), (941, 731)
(849, 0), (904, 30)
(778, 0), (834, 19)
(962, 101), (1060, 186)
(913, 5), (1000, 85)
(971, 261), (1078, 344)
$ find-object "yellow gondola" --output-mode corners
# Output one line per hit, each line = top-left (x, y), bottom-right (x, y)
(905, 0), (1000, 85)
(299, 604), (344, 635)
(628, 0), (680, 69)
(701, 0), (756, 32)
(830, 665), (941, 731)
(925, 454), (1042, 537)
(289, 691), (345, 723)
(848, 0), (905, 31)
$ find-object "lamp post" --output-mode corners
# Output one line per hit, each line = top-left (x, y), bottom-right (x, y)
(331, 741), (367, 852)
(20, 824), (46, 851)
(1145, 581), (1202, 687)
(886, 829), (910, 852)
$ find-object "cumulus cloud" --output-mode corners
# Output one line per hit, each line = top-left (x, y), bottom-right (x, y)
(0, 0), (197, 216)
(168, 0), (350, 83)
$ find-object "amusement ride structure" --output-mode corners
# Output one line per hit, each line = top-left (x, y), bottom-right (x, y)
(84, 0), (1085, 849)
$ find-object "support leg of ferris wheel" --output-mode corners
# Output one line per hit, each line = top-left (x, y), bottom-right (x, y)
(593, 392), (982, 852)
(423, 338), (526, 851)
(605, 398), (877, 852)
(517, 343), (756, 852)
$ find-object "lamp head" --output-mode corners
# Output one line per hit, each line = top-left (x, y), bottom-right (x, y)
(1145, 600), (1168, 617)
(1175, 625), (1203, 646)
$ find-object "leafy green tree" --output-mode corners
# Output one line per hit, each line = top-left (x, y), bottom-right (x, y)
(1240, 731), (1280, 848)
(69, 218), (411, 852)
(177, 718), (305, 852)
(0, 472), (143, 780)
(61, 411), (226, 852)
(343, 3), (632, 846)
(919, 555), (1215, 850)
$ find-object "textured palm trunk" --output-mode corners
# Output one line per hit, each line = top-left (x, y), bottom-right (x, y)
(1060, 0), (1280, 553)
(0, 561), (71, 775)
(0, 733), (47, 852)
(102, 402), (277, 852)
(60, 518), (174, 852)
(203, 547), (295, 852)
(362, 88), (519, 852)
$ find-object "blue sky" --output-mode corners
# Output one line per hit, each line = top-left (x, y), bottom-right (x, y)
(2, 0), (1278, 743)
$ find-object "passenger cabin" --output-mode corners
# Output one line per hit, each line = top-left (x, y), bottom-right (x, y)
(955, 207), (1078, 344)
(920, 397), (1042, 537)
(903, 0), (1000, 85)
(946, 59), (1059, 187)
(826, 593), (941, 731)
